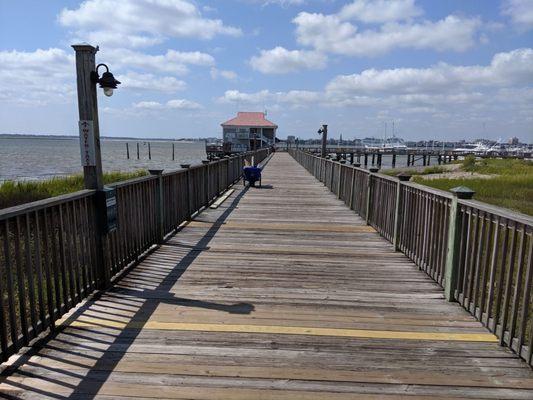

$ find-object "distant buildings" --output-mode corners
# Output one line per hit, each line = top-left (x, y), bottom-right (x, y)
(509, 136), (519, 145)
(221, 112), (277, 152)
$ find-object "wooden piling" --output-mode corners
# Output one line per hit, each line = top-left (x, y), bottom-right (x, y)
(148, 143), (152, 160)
(137, 142), (140, 159)
(126, 143), (130, 159)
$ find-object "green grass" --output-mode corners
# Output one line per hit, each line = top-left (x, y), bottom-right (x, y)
(411, 158), (533, 216)
(383, 165), (449, 177)
(0, 170), (148, 209)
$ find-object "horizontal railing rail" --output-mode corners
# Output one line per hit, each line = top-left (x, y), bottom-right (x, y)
(0, 147), (270, 362)
(289, 148), (533, 367)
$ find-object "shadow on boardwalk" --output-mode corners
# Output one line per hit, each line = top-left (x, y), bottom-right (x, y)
(0, 187), (251, 399)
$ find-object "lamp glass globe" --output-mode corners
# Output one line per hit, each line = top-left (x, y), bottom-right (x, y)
(103, 87), (114, 97)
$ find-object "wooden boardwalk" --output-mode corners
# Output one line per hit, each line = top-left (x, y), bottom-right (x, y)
(1, 152), (532, 399)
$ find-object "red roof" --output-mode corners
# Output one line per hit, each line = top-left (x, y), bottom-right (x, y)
(221, 112), (277, 128)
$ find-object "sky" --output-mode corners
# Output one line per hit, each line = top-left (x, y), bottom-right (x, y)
(0, 0), (532, 142)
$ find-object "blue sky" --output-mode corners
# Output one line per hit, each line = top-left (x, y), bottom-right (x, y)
(0, 0), (532, 141)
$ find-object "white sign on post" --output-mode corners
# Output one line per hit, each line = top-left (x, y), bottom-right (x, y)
(79, 120), (96, 167)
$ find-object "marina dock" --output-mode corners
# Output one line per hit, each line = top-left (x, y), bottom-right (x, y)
(0, 152), (532, 399)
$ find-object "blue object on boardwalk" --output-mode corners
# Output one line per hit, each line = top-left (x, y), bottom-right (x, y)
(243, 166), (262, 187)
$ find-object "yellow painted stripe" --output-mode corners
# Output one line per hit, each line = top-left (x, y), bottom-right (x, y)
(63, 317), (497, 342)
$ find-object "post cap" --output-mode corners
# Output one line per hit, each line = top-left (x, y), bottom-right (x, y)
(353, 162), (361, 167)
(340, 160), (347, 164)
(397, 172), (412, 182)
(202, 160), (210, 164)
(148, 169), (164, 175)
(71, 43), (98, 53)
(450, 186), (475, 199)
(369, 167), (379, 173)
(180, 163), (191, 169)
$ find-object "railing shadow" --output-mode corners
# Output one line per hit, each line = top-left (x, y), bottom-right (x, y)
(0, 186), (250, 399)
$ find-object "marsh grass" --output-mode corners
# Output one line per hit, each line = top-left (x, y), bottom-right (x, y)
(396, 157), (533, 216)
(0, 170), (148, 209)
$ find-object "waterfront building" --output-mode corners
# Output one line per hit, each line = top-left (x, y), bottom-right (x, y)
(221, 112), (277, 152)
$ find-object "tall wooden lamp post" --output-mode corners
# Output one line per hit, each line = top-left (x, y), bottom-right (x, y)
(318, 124), (328, 158)
(72, 43), (120, 288)
(72, 43), (121, 190)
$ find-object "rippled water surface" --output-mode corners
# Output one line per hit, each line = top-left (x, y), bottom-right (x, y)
(0, 137), (207, 181)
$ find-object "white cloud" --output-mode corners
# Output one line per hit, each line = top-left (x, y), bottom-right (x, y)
(339, 0), (423, 23)
(133, 99), (202, 110)
(102, 48), (215, 75)
(217, 89), (321, 106)
(0, 48), (75, 105)
(244, 0), (306, 6)
(502, 0), (533, 30)
(218, 48), (533, 116)
(59, 0), (241, 48)
(133, 101), (164, 110)
(294, 12), (481, 56)
(250, 46), (326, 74)
(326, 48), (533, 95)
(117, 72), (187, 92)
(210, 68), (238, 80)
(167, 99), (202, 109)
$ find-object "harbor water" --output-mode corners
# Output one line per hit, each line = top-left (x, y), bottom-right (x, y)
(0, 136), (207, 182)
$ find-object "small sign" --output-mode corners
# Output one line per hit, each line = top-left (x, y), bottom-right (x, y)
(79, 120), (96, 166)
(103, 187), (118, 233)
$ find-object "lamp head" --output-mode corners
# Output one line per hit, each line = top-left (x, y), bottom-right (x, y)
(91, 64), (121, 97)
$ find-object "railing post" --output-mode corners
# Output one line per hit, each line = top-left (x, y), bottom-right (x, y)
(149, 170), (164, 244)
(180, 164), (191, 219)
(337, 162), (345, 199)
(224, 155), (231, 187)
(393, 173), (411, 251)
(365, 167), (379, 225)
(444, 186), (475, 301)
(348, 166), (356, 210)
(202, 160), (210, 207)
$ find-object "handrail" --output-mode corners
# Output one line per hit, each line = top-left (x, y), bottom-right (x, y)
(0, 147), (271, 362)
(0, 189), (96, 221)
(289, 148), (533, 367)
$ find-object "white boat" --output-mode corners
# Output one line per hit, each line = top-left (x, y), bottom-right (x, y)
(362, 136), (407, 150)
(454, 142), (491, 154)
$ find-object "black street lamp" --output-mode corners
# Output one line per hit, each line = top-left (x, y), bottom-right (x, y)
(91, 63), (121, 97)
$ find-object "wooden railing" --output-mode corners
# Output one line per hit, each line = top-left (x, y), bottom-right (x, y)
(290, 149), (533, 366)
(0, 148), (270, 361)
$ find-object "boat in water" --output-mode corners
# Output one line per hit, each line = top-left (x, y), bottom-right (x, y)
(362, 135), (407, 150)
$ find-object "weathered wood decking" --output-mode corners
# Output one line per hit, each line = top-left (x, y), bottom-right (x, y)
(1, 152), (532, 399)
